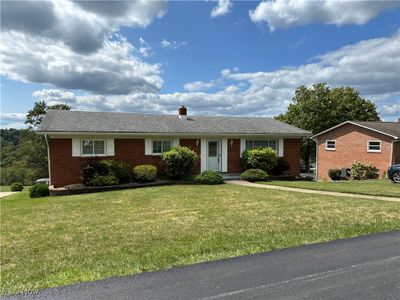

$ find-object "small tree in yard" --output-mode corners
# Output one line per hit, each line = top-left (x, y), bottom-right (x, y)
(276, 83), (380, 172)
(161, 146), (198, 179)
(242, 147), (277, 173)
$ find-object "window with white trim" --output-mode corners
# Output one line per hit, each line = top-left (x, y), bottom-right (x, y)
(152, 140), (172, 154)
(245, 140), (278, 151)
(367, 140), (381, 152)
(325, 140), (336, 150)
(82, 140), (106, 155)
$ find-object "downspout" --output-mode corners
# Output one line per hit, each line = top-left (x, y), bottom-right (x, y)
(390, 140), (394, 166)
(44, 134), (51, 186)
(312, 137), (318, 181)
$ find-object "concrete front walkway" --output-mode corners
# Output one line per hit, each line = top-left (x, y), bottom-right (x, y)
(0, 192), (16, 198)
(227, 180), (400, 202)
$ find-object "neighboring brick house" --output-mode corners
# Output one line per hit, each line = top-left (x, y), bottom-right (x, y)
(313, 121), (400, 180)
(37, 107), (310, 187)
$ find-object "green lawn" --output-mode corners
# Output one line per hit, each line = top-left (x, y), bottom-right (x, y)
(1, 185), (400, 295)
(0, 186), (11, 192)
(261, 180), (400, 197)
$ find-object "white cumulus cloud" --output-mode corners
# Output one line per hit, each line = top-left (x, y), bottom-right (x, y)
(1, 32), (163, 95)
(160, 39), (187, 49)
(30, 31), (399, 121)
(1, 0), (166, 53)
(0, 113), (27, 129)
(249, 0), (399, 31)
(211, 0), (233, 18)
(183, 81), (216, 92)
(0, 1), (166, 95)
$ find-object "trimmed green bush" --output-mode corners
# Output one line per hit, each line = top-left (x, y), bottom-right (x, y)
(100, 160), (133, 184)
(194, 170), (224, 185)
(82, 159), (133, 186)
(242, 147), (277, 173)
(350, 161), (377, 180)
(87, 174), (119, 186)
(10, 182), (24, 192)
(29, 184), (50, 198)
(328, 169), (341, 181)
(161, 146), (198, 179)
(271, 157), (290, 175)
(240, 169), (268, 182)
(133, 165), (157, 182)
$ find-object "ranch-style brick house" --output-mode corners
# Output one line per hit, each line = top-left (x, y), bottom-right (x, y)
(37, 107), (310, 187)
(313, 120), (400, 180)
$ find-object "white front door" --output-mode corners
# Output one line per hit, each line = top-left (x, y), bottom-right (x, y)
(207, 140), (221, 171)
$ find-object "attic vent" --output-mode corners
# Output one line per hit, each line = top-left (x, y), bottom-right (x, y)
(178, 106), (187, 120)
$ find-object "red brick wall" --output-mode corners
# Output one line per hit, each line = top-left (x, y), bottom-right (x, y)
(283, 139), (301, 176)
(316, 124), (394, 180)
(49, 138), (163, 187)
(50, 137), (303, 186)
(228, 139), (242, 173)
(50, 139), (114, 187)
(179, 139), (201, 174)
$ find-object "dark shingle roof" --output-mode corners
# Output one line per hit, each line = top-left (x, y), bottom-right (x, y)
(352, 121), (400, 139)
(37, 110), (310, 136)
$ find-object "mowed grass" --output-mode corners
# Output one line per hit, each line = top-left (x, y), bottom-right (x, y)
(1, 185), (400, 295)
(0, 186), (12, 192)
(0, 186), (31, 192)
(261, 179), (400, 197)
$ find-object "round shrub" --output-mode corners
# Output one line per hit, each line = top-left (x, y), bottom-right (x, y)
(105, 160), (133, 184)
(242, 147), (277, 173)
(87, 174), (119, 186)
(82, 163), (108, 185)
(82, 160), (134, 186)
(194, 170), (224, 185)
(29, 184), (50, 198)
(328, 169), (341, 181)
(133, 165), (157, 182)
(240, 169), (268, 182)
(161, 146), (198, 179)
(350, 161), (377, 180)
(10, 182), (24, 192)
(271, 157), (290, 175)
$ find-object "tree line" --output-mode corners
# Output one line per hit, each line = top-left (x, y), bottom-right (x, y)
(1, 102), (70, 185)
(0, 84), (380, 185)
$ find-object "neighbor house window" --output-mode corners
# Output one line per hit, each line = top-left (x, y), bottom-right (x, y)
(367, 140), (381, 152)
(152, 140), (172, 154)
(245, 140), (278, 151)
(82, 140), (105, 155)
(325, 140), (336, 150)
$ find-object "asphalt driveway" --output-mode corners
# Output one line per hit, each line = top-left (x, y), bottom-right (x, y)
(4, 231), (400, 300)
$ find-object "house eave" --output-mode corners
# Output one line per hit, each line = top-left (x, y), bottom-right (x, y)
(311, 121), (399, 140)
(36, 131), (310, 138)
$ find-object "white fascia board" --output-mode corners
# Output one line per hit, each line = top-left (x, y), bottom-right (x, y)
(312, 121), (398, 140)
(37, 132), (310, 138)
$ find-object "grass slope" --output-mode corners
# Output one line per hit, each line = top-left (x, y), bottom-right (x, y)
(261, 180), (400, 197)
(1, 185), (400, 295)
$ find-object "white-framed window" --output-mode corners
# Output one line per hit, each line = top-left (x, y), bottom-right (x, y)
(245, 140), (278, 151)
(367, 140), (381, 152)
(325, 140), (336, 150)
(152, 140), (172, 155)
(81, 139), (106, 156)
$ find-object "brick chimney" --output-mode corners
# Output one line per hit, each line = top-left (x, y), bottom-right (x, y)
(178, 106), (187, 120)
(397, 117), (400, 123)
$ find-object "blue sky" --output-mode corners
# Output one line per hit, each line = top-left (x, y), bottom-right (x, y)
(1, 0), (400, 128)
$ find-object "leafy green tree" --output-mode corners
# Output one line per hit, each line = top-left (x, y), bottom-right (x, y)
(25, 101), (71, 128)
(276, 83), (380, 171)
(0, 130), (48, 185)
(1, 101), (72, 185)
